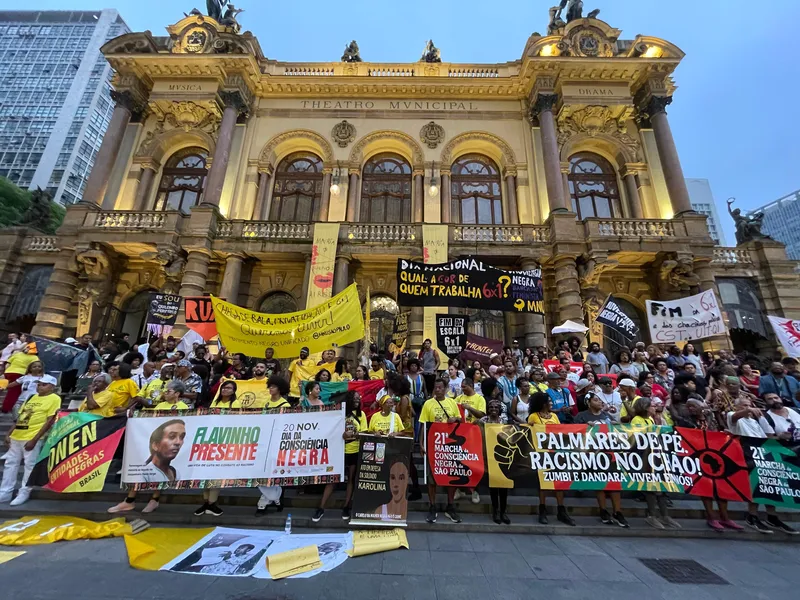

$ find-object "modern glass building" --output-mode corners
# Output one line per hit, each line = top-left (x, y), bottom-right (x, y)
(747, 190), (800, 260)
(686, 178), (727, 246)
(0, 10), (129, 205)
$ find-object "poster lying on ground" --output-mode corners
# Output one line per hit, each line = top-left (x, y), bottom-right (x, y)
(211, 283), (364, 358)
(646, 290), (726, 343)
(29, 413), (126, 493)
(351, 435), (414, 527)
(436, 314), (469, 359)
(425, 422), (800, 508)
(460, 333), (503, 365)
(123, 408), (344, 490)
(397, 258), (544, 313)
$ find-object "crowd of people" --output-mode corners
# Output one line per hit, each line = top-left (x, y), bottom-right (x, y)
(0, 330), (798, 535)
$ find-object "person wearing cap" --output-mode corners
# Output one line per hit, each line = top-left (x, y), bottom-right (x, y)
(545, 371), (574, 423)
(2, 342), (41, 413)
(175, 359), (202, 408)
(573, 378), (595, 412)
(288, 346), (315, 398)
(595, 377), (622, 422)
(529, 367), (548, 394)
(0, 374), (59, 505)
(511, 339), (523, 371)
(617, 378), (641, 423)
(487, 352), (502, 377)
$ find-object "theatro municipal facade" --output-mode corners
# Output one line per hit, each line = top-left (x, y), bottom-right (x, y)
(1, 8), (797, 355)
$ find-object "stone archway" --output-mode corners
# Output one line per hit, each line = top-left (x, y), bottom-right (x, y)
(348, 130), (425, 168)
(258, 129), (335, 170)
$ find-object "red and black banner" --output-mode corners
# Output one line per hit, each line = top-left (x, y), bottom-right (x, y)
(185, 296), (218, 341)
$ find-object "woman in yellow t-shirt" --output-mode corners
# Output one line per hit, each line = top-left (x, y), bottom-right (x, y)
(209, 380), (237, 409)
(315, 391), (366, 522)
(369, 395), (404, 435)
(331, 358), (353, 382)
(527, 392), (574, 526)
(106, 363), (140, 416)
(2, 344), (40, 413)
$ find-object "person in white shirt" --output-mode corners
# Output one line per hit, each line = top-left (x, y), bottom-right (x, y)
(0, 333), (25, 370)
(595, 377), (622, 422)
(728, 396), (797, 534)
(764, 393), (800, 442)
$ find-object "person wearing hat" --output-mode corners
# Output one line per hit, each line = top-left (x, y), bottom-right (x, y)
(545, 371), (574, 423)
(511, 339), (523, 371)
(574, 378), (595, 412)
(617, 378), (641, 423)
(175, 359), (202, 408)
(2, 342), (40, 413)
(288, 346), (315, 398)
(368, 394), (404, 435)
(595, 377), (622, 422)
(0, 374), (60, 505)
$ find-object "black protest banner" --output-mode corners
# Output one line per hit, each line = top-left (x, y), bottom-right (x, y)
(436, 314), (469, 359)
(397, 258), (544, 313)
(351, 434), (414, 527)
(147, 293), (181, 335)
(595, 295), (639, 339)
(388, 312), (410, 356)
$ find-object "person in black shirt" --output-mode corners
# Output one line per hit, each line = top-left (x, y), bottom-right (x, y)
(263, 347), (282, 378)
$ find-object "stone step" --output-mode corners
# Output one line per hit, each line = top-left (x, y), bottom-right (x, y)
(3, 498), (800, 542)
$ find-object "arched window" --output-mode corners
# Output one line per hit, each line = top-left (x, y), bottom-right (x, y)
(360, 153), (412, 222)
(259, 292), (299, 314)
(369, 295), (399, 353)
(465, 308), (505, 342)
(154, 147), (208, 213)
(269, 152), (324, 222)
(568, 152), (621, 220)
(450, 154), (503, 224)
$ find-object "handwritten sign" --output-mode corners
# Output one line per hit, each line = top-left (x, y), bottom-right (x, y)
(646, 290), (727, 343)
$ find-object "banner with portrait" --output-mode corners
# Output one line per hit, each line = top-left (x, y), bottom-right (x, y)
(185, 297), (218, 341)
(29, 413), (126, 493)
(397, 257), (544, 313)
(460, 333), (504, 365)
(351, 435), (414, 527)
(211, 283), (364, 358)
(646, 290), (726, 343)
(388, 312), (410, 357)
(424, 422), (800, 508)
(147, 293), (182, 336)
(435, 314), (469, 359)
(123, 408), (345, 490)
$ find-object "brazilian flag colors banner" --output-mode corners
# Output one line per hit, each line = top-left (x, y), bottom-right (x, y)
(29, 414), (126, 493)
(300, 379), (384, 418)
(426, 422), (800, 508)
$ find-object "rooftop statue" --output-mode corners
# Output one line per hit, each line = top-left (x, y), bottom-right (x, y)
(341, 40), (362, 63)
(420, 40), (441, 63)
(220, 4), (244, 31)
(548, 0), (600, 33)
(727, 198), (770, 245)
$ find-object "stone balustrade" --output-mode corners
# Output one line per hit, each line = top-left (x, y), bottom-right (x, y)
(347, 224), (418, 242)
(712, 247), (753, 265)
(94, 211), (166, 229)
(25, 236), (59, 252)
(216, 221), (313, 241)
(596, 219), (675, 238)
(452, 225), (549, 244)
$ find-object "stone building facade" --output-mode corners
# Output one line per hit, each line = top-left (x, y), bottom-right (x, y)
(1, 12), (797, 355)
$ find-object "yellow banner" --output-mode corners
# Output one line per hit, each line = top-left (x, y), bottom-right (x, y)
(126, 527), (215, 571)
(307, 223), (340, 309)
(347, 528), (410, 557)
(422, 224), (449, 362)
(211, 283), (364, 358)
(266, 544), (322, 579)
(0, 516), (132, 545)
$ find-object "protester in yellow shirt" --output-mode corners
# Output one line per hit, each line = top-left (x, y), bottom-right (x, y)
(0, 375), (60, 505)
(287, 347), (316, 397)
(151, 381), (190, 411)
(209, 380), (238, 409)
(527, 391), (575, 527)
(369, 395), (404, 435)
(106, 363), (140, 416)
(331, 358), (353, 382)
(79, 373), (114, 416)
(2, 343), (41, 413)
(369, 356), (386, 381)
(455, 372), (486, 423)
(418, 378), (462, 525)
(314, 391), (366, 522)
(136, 364), (174, 410)
(617, 378), (641, 423)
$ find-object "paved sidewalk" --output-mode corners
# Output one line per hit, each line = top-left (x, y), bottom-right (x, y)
(2, 528), (798, 599)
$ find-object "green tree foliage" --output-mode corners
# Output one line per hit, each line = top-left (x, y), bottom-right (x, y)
(0, 177), (65, 234)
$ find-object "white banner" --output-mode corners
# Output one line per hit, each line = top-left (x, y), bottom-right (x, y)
(768, 315), (800, 358)
(123, 409), (345, 489)
(646, 290), (727, 343)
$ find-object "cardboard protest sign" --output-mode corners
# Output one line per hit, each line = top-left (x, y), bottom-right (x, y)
(646, 290), (726, 343)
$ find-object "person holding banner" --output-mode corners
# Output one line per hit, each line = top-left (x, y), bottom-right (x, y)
(419, 379), (462, 524)
(288, 347), (315, 399)
(453, 373), (485, 506)
(314, 392), (366, 522)
(256, 375), (292, 516)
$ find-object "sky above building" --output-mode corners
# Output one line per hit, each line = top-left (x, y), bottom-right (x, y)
(25, 1), (800, 244)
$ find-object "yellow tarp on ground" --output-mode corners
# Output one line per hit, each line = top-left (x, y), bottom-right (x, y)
(266, 544), (322, 580)
(347, 528), (409, 557)
(124, 527), (215, 571)
(0, 516), (132, 545)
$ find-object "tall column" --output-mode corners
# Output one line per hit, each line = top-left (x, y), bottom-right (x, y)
(531, 93), (567, 213)
(174, 250), (212, 332)
(86, 91), (141, 207)
(133, 161), (158, 211)
(300, 254), (312, 309)
(31, 251), (80, 338)
(554, 256), (584, 326)
(252, 168), (271, 220)
(560, 162), (572, 213)
(520, 258), (546, 348)
(333, 256), (350, 295)
(440, 170), (451, 223)
(319, 170), (332, 222)
(505, 172), (520, 225)
(621, 165), (644, 219)
(413, 172), (424, 223)
(202, 92), (245, 208)
(644, 96), (693, 216)
(218, 254), (245, 303)
(346, 170), (360, 222)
